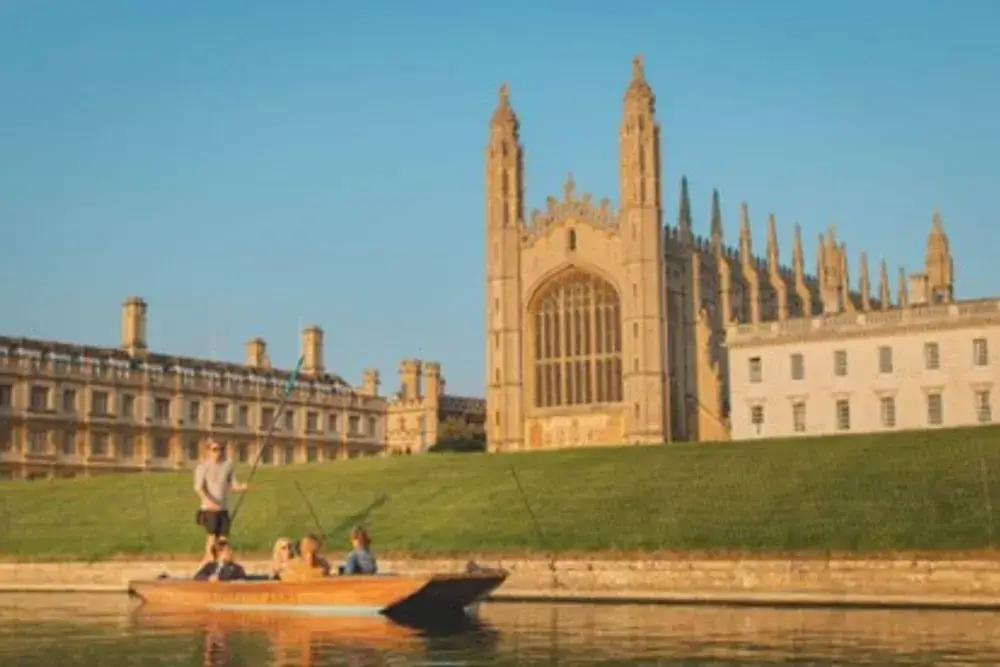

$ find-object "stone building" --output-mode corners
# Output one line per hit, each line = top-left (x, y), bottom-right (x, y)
(385, 359), (487, 454)
(728, 215), (999, 439)
(484, 56), (874, 452)
(0, 297), (484, 480)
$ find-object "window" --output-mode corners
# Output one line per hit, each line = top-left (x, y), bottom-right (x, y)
(153, 437), (170, 459)
(91, 391), (109, 416)
(261, 445), (273, 464)
(306, 411), (319, 433)
(328, 413), (339, 433)
(121, 394), (135, 419)
(60, 432), (76, 457)
(878, 346), (893, 374)
(532, 268), (623, 408)
(91, 432), (108, 457)
(284, 410), (294, 430)
(976, 390), (992, 423)
(307, 446), (318, 463)
(119, 435), (135, 460)
(348, 415), (360, 435)
(62, 389), (77, 413)
(236, 442), (249, 463)
(835, 400), (851, 431)
(368, 416), (377, 439)
(213, 402), (230, 425)
(790, 354), (804, 381)
(185, 438), (199, 461)
(750, 405), (764, 435)
(792, 402), (806, 433)
(748, 357), (762, 384)
(926, 393), (943, 426)
(974, 338), (989, 367)
(29, 386), (49, 412)
(567, 228), (577, 251)
(237, 405), (249, 428)
(0, 384), (11, 408)
(155, 398), (171, 421)
(880, 396), (896, 428)
(325, 445), (337, 461)
(261, 407), (275, 430)
(833, 350), (848, 377)
(27, 430), (47, 454)
(188, 400), (200, 423)
(283, 445), (295, 464)
(924, 342), (940, 370)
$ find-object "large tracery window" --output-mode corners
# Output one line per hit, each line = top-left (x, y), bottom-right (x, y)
(532, 269), (623, 408)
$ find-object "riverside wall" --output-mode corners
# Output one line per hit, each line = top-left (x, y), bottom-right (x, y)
(3, 556), (1000, 608)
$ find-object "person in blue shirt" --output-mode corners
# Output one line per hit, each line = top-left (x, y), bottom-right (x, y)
(339, 526), (378, 575)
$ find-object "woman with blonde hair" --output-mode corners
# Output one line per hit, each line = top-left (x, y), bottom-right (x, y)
(281, 534), (330, 582)
(269, 537), (294, 580)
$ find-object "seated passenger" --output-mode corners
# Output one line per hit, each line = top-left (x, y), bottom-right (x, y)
(280, 534), (330, 582)
(270, 537), (294, 580)
(339, 526), (378, 575)
(194, 539), (247, 582)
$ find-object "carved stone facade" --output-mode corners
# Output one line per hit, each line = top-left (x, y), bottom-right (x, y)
(485, 56), (879, 451)
(728, 217), (998, 439)
(384, 359), (486, 454)
(0, 298), (485, 480)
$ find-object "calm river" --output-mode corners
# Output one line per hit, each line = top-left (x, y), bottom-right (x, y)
(1, 593), (999, 666)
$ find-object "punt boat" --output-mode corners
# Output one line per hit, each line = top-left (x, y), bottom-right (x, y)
(127, 569), (507, 621)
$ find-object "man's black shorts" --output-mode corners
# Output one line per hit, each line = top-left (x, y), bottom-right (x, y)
(196, 509), (231, 537)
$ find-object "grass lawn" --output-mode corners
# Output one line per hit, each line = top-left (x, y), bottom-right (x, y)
(1, 425), (1000, 561)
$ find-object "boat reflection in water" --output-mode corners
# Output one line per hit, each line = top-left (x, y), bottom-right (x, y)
(4, 592), (1000, 666)
(128, 604), (500, 666)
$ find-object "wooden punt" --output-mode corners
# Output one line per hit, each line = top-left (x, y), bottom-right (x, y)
(127, 570), (507, 620)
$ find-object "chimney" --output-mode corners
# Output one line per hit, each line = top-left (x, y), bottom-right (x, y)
(245, 337), (271, 369)
(423, 361), (443, 405)
(121, 296), (148, 355)
(399, 359), (422, 401)
(360, 368), (380, 397)
(301, 325), (325, 376)
(908, 273), (929, 307)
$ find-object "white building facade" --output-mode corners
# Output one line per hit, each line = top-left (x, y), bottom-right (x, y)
(726, 215), (999, 440)
(727, 301), (1000, 440)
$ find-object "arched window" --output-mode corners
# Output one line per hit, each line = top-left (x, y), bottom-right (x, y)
(531, 269), (623, 408)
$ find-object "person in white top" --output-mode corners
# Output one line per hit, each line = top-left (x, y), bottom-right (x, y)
(193, 439), (248, 563)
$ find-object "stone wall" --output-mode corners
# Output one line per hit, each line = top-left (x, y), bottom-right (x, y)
(2, 557), (1000, 607)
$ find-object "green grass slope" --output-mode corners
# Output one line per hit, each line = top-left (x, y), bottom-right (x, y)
(2, 426), (999, 561)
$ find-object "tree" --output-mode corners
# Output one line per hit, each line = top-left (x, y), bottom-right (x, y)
(429, 417), (486, 454)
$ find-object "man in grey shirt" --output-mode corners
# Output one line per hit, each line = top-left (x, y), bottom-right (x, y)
(194, 439), (247, 562)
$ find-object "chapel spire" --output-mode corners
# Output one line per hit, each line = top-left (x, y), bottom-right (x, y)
(677, 176), (692, 243)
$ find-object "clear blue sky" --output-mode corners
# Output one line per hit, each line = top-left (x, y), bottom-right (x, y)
(1, 0), (998, 397)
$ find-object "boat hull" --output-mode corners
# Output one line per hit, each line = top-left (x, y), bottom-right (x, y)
(127, 571), (506, 620)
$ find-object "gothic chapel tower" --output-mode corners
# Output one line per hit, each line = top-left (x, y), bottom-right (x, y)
(484, 85), (524, 451)
(618, 57), (671, 444)
(485, 58), (671, 452)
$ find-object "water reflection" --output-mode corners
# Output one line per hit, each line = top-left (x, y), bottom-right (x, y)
(1, 593), (999, 666)
(129, 606), (498, 667)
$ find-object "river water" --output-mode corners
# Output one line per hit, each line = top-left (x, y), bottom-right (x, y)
(1, 593), (999, 666)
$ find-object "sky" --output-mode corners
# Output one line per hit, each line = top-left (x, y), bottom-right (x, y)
(1, 0), (998, 397)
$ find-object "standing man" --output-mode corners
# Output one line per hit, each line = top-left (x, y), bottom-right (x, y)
(193, 439), (247, 562)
